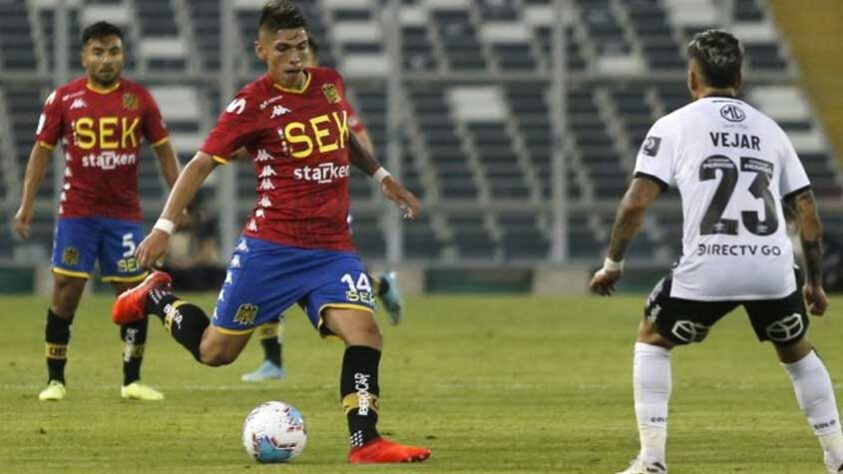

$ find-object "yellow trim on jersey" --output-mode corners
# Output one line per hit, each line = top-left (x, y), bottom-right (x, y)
(101, 272), (149, 283)
(211, 324), (256, 336)
(273, 72), (312, 94)
(256, 322), (280, 339)
(319, 303), (375, 315)
(212, 155), (229, 165)
(52, 267), (91, 280)
(150, 136), (170, 147)
(38, 141), (55, 150)
(86, 81), (121, 95)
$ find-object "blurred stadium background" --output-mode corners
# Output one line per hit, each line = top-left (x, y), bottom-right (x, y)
(1, 0), (841, 294)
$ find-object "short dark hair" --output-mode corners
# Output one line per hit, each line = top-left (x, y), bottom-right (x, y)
(307, 38), (319, 60)
(687, 29), (743, 89)
(259, 0), (307, 32)
(82, 21), (123, 45)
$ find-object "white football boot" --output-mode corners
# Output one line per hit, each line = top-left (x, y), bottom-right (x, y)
(616, 458), (667, 474)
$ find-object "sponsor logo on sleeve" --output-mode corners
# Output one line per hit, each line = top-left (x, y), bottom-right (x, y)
(642, 136), (662, 157)
(226, 98), (247, 115)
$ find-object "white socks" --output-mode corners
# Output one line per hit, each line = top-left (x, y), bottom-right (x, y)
(633, 342), (672, 464)
(782, 350), (843, 465)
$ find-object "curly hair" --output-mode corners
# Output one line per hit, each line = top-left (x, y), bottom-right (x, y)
(687, 30), (743, 89)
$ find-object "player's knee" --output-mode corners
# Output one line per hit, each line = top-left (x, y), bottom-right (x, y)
(343, 322), (382, 348)
(199, 342), (238, 367)
(200, 349), (237, 367)
(637, 320), (674, 349)
(774, 337), (812, 363)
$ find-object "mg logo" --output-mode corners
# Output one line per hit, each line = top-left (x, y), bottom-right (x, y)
(720, 104), (746, 122)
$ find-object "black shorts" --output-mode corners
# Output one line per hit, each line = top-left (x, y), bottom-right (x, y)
(644, 269), (808, 346)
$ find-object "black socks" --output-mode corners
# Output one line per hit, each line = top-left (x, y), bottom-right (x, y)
(341, 346), (382, 447)
(145, 287), (209, 363)
(45, 309), (73, 384)
(120, 317), (148, 385)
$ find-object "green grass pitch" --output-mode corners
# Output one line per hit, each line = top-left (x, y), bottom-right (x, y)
(1, 294), (842, 473)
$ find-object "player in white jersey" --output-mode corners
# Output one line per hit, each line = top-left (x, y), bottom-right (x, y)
(589, 30), (843, 474)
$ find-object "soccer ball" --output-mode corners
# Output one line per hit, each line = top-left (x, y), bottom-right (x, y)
(242, 401), (307, 463)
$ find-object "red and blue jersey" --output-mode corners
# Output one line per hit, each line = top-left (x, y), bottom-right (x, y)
(35, 77), (169, 221)
(200, 67), (359, 252)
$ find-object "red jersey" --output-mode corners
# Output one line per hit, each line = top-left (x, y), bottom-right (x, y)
(347, 102), (366, 135)
(201, 68), (358, 251)
(35, 77), (169, 221)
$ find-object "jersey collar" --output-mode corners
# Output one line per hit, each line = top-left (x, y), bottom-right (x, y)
(271, 71), (311, 94)
(86, 81), (121, 95)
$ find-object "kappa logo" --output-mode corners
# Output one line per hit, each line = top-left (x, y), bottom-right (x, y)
(258, 165), (277, 178)
(69, 98), (88, 110)
(247, 219), (258, 232)
(259, 178), (275, 190)
(258, 195), (272, 208)
(255, 149), (274, 162)
(271, 105), (291, 119)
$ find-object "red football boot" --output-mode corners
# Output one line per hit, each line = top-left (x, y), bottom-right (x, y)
(348, 437), (431, 464)
(112, 271), (172, 325)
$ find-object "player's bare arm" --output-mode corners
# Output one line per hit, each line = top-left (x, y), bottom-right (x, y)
(13, 143), (53, 239)
(788, 188), (828, 315)
(348, 132), (421, 219)
(135, 151), (218, 267)
(353, 128), (374, 156)
(589, 177), (662, 296)
(151, 140), (181, 189)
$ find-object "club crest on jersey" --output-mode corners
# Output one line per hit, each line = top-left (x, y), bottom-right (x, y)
(322, 83), (341, 104)
(62, 247), (80, 266)
(720, 104), (745, 122)
(642, 136), (662, 157)
(122, 93), (139, 111)
(234, 304), (259, 326)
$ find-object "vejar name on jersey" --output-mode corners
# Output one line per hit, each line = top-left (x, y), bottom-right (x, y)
(709, 132), (761, 151)
(81, 151), (137, 170)
(293, 162), (350, 184)
(696, 243), (782, 257)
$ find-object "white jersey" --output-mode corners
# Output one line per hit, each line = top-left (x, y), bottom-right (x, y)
(634, 96), (810, 301)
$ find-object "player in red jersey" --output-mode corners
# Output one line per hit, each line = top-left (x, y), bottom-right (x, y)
(113, 1), (430, 464)
(240, 37), (405, 383)
(13, 22), (180, 402)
